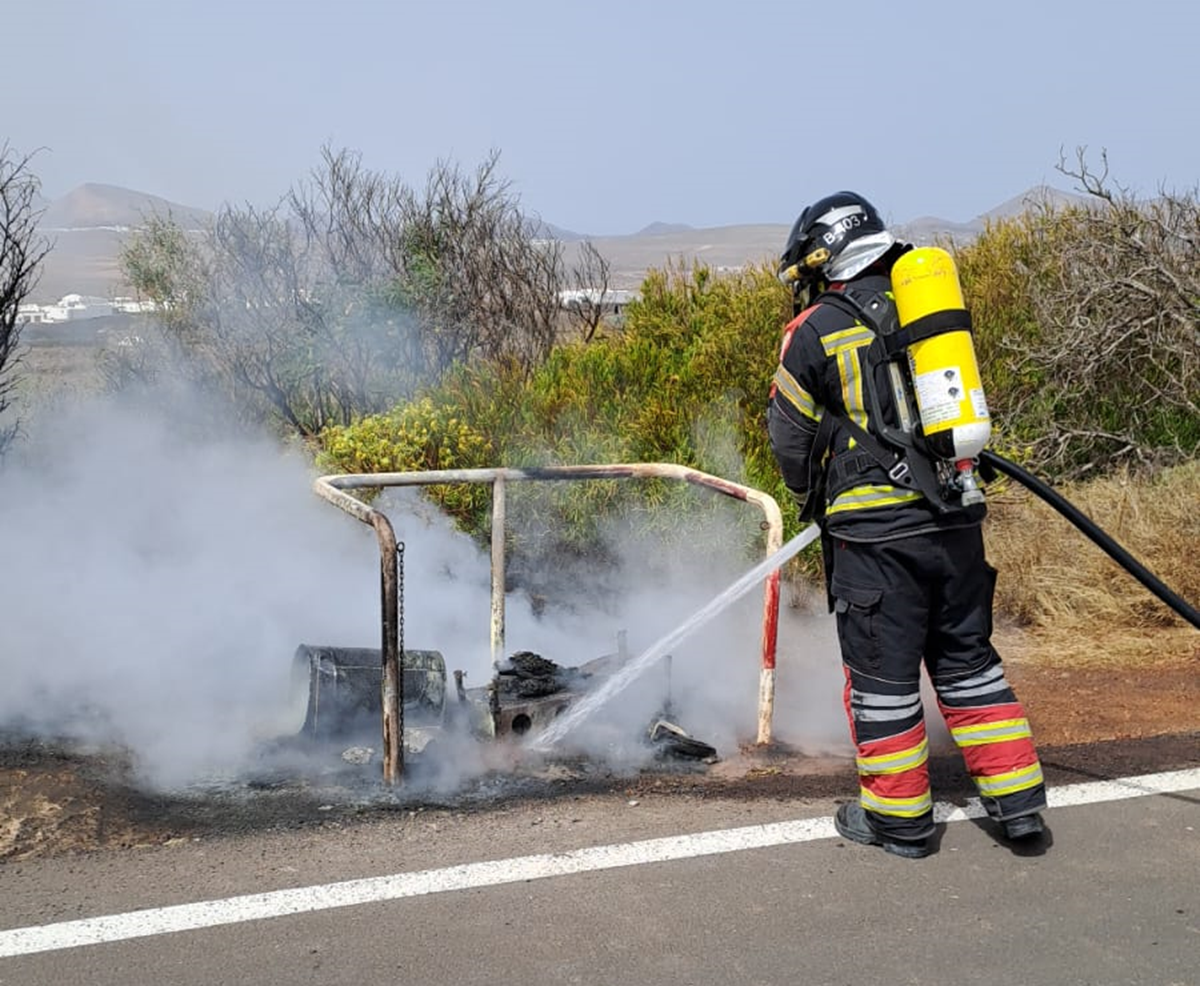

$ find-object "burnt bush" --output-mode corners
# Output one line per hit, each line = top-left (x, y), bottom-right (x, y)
(118, 148), (566, 438)
(956, 151), (1199, 479)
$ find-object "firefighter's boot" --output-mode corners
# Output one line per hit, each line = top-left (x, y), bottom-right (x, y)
(835, 803), (930, 859)
(1000, 812), (1045, 841)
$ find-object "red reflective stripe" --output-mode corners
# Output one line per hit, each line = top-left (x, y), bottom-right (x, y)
(941, 700), (1040, 778)
(778, 327), (796, 361)
(961, 738), (1039, 778)
(852, 712), (929, 800)
(861, 767), (930, 800)
(857, 721), (926, 758)
(779, 306), (817, 359)
(939, 701), (1026, 729)
(842, 668), (857, 745)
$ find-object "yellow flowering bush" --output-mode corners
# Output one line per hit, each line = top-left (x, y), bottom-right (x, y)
(319, 397), (495, 526)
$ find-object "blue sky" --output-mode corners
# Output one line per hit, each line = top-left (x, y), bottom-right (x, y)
(8, 0), (1198, 235)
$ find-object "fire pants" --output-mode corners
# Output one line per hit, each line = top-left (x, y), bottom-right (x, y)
(828, 526), (1046, 842)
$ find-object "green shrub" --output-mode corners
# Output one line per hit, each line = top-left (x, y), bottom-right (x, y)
(319, 262), (801, 569)
(319, 395), (495, 527)
(321, 189), (1199, 600)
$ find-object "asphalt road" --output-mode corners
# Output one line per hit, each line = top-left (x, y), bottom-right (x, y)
(2, 773), (1196, 986)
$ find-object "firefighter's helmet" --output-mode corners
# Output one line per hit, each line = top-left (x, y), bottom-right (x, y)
(778, 191), (896, 290)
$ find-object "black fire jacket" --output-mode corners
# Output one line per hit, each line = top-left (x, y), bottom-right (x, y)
(767, 272), (985, 542)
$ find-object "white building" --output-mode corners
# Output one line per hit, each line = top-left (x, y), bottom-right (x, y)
(558, 288), (639, 313)
(44, 294), (114, 321)
(112, 296), (158, 314)
(15, 294), (157, 325)
(16, 303), (47, 325)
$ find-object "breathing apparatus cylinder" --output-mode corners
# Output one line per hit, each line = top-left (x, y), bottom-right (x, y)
(890, 247), (990, 503)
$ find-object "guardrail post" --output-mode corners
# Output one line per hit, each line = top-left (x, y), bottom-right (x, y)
(757, 567), (781, 745)
(489, 474), (507, 734)
(373, 513), (403, 785)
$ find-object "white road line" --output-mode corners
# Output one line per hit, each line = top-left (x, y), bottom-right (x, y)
(1, 767), (1196, 958)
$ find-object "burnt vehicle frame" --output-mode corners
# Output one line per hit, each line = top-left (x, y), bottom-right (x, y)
(311, 463), (785, 784)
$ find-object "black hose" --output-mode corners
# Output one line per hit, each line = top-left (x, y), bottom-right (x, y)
(980, 450), (1200, 631)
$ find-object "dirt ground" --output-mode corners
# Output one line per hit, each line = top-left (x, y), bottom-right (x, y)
(2, 626), (1197, 863)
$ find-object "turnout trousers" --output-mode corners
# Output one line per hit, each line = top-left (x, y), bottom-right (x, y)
(828, 526), (1046, 842)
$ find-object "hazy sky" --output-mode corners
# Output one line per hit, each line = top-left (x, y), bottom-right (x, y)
(8, 0), (1198, 234)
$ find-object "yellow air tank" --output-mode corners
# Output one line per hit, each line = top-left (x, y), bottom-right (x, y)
(890, 246), (991, 463)
(890, 247), (990, 504)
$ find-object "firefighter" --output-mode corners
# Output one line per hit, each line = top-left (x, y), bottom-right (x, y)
(767, 191), (1047, 858)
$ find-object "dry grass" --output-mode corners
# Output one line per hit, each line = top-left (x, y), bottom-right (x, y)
(997, 624), (1198, 671)
(985, 460), (1200, 633)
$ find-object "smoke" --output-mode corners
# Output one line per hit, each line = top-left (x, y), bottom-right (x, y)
(491, 492), (852, 764)
(0, 391), (372, 786)
(0, 387), (850, 793)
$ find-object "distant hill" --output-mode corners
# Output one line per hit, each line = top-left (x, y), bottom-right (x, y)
(29, 184), (213, 301)
(893, 215), (984, 245)
(25, 182), (1089, 301)
(978, 184), (1089, 222)
(39, 183), (211, 231)
(893, 185), (1090, 247)
(636, 221), (694, 236)
(562, 223), (789, 289)
(560, 185), (1087, 288)
(532, 219), (585, 242)
(32, 228), (132, 302)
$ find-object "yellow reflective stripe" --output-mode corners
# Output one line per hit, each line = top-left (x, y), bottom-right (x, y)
(820, 326), (874, 355)
(817, 323), (873, 428)
(951, 718), (1033, 747)
(975, 762), (1044, 797)
(859, 788), (933, 818)
(827, 485), (923, 515)
(772, 366), (821, 421)
(857, 739), (929, 775)
(840, 347), (864, 427)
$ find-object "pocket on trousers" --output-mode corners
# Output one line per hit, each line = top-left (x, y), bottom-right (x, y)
(830, 575), (884, 672)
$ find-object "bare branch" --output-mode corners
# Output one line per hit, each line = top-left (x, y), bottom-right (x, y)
(0, 144), (51, 454)
(118, 147), (567, 436)
(565, 240), (616, 343)
(1012, 154), (1200, 475)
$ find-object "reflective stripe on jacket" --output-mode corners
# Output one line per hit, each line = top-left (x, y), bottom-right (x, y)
(767, 272), (984, 542)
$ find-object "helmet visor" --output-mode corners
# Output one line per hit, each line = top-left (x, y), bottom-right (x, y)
(826, 231), (896, 282)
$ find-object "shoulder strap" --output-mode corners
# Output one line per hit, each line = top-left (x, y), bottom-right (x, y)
(797, 410), (835, 524)
(817, 288), (905, 356)
(810, 290), (956, 513)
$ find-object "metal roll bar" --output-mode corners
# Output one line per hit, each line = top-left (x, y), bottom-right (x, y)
(313, 463), (785, 783)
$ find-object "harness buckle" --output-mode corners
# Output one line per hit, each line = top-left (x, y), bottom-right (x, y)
(888, 459), (912, 486)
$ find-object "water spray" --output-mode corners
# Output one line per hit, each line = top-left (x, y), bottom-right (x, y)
(530, 523), (823, 751)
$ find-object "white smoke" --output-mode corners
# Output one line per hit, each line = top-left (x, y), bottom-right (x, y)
(490, 494), (852, 763)
(0, 389), (850, 792)
(0, 394), (374, 786)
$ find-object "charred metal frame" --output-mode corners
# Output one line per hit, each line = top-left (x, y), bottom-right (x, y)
(313, 463), (784, 784)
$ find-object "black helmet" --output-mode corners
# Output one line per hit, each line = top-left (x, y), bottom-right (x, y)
(778, 191), (895, 290)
